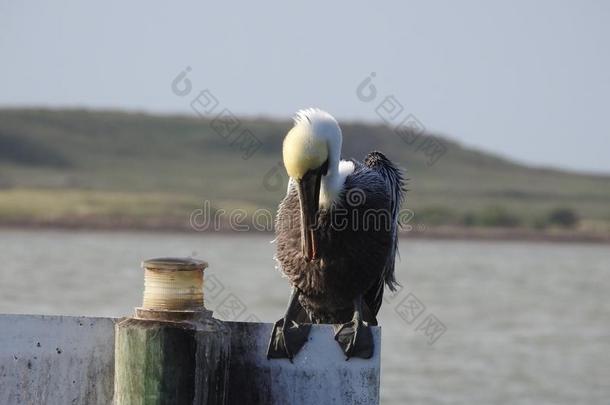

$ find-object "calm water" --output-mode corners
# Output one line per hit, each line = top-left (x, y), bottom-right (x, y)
(1, 229), (609, 404)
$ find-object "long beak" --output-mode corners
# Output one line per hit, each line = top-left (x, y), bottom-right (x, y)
(295, 168), (323, 262)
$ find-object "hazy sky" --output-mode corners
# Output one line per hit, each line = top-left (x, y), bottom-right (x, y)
(1, 1), (609, 173)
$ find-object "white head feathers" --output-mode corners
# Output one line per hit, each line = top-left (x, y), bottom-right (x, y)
(283, 108), (340, 179)
(283, 108), (353, 207)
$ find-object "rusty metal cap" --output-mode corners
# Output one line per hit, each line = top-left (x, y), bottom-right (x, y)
(141, 257), (208, 272)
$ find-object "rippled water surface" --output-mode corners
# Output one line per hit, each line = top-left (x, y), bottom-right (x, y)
(1, 230), (608, 404)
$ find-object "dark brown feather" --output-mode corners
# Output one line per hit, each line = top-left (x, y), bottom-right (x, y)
(275, 152), (405, 324)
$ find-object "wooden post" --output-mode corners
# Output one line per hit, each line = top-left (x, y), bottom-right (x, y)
(114, 258), (231, 405)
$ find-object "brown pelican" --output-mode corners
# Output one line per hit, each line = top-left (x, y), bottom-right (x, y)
(267, 108), (405, 360)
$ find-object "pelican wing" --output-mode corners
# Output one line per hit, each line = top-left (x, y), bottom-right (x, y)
(362, 151), (406, 316)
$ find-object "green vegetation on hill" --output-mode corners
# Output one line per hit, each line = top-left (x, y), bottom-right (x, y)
(0, 108), (609, 233)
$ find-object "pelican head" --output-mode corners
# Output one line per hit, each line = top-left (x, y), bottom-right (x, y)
(283, 108), (342, 262)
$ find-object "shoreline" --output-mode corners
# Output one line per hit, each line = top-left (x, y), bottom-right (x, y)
(1, 219), (609, 244)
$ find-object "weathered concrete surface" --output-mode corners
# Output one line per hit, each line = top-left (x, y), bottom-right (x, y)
(0, 316), (380, 405)
(114, 316), (231, 405)
(0, 314), (116, 405)
(226, 322), (381, 405)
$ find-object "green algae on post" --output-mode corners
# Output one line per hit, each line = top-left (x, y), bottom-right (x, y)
(114, 257), (230, 405)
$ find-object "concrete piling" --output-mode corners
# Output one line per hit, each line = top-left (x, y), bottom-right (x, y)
(114, 258), (231, 405)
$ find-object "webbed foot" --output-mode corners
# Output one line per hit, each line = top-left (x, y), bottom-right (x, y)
(334, 318), (374, 360)
(334, 296), (374, 360)
(267, 318), (311, 361)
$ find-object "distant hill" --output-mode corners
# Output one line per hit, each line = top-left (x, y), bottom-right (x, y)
(0, 108), (609, 234)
